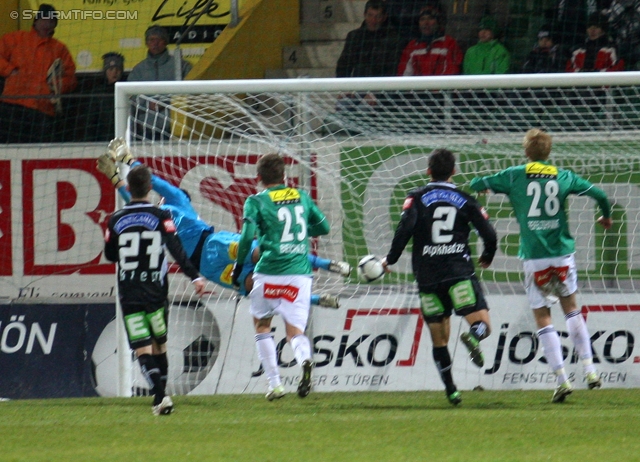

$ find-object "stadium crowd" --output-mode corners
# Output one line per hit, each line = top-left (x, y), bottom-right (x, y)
(0, 1), (638, 143)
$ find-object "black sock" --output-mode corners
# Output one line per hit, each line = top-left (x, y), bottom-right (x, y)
(155, 352), (169, 391)
(469, 321), (489, 341)
(432, 346), (456, 394)
(138, 354), (164, 405)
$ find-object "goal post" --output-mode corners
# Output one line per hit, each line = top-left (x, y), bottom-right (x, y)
(112, 72), (640, 395)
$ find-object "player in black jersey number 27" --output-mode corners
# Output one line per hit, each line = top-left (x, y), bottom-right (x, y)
(382, 149), (498, 405)
(104, 165), (206, 416)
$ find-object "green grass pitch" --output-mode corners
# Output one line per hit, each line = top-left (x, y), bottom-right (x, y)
(1, 389), (638, 461)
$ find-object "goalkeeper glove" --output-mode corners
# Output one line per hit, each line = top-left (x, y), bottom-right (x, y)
(231, 263), (244, 290)
(96, 153), (120, 186)
(108, 137), (134, 165)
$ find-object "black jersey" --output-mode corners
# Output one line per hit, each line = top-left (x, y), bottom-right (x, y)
(386, 182), (497, 287)
(104, 201), (200, 307)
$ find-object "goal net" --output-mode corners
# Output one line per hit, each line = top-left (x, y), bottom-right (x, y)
(115, 73), (640, 396)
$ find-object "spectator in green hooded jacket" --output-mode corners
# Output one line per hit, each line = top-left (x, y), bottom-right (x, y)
(463, 16), (511, 74)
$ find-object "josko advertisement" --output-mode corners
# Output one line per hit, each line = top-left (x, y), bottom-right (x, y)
(201, 293), (640, 394)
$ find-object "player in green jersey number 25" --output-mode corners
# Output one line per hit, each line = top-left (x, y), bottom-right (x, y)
(232, 154), (331, 401)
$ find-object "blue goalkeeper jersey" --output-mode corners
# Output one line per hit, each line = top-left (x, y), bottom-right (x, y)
(121, 161), (214, 258)
(151, 174), (214, 258)
(117, 171), (324, 295)
(199, 230), (258, 294)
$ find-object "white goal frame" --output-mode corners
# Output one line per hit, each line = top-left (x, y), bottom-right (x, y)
(112, 72), (640, 397)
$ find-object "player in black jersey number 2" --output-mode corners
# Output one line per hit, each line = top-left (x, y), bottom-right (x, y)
(382, 149), (498, 405)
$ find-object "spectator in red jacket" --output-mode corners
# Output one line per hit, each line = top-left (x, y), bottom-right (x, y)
(0, 4), (77, 143)
(566, 13), (625, 72)
(397, 5), (462, 76)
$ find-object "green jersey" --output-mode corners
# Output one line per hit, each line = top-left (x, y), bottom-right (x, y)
(236, 184), (330, 275)
(470, 161), (611, 259)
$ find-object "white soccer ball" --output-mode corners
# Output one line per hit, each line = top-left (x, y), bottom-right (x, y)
(357, 255), (385, 283)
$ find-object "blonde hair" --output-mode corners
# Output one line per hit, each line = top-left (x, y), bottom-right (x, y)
(522, 128), (552, 161)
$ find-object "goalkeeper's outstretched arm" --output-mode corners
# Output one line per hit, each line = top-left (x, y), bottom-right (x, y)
(100, 138), (192, 208)
(96, 152), (130, 202)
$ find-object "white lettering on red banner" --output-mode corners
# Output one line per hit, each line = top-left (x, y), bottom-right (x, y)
(264, 283), (299, 302)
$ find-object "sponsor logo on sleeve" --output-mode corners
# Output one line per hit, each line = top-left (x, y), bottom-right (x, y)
(163, 219), (177, 233)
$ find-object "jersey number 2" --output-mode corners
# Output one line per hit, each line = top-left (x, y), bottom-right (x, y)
(432, 206), (456, 243)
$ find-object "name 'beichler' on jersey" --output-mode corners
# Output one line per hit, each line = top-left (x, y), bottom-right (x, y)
(386, 182), (497, 286)
(470, 161), (611, 260)
(104, 201), (201, 307)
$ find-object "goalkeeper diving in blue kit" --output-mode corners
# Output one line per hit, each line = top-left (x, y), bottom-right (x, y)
(97, 138), (350, 307)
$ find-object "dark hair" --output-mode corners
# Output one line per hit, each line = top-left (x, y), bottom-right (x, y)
(419, 3), (446, 27)
(34, 4), (57, 25)
(428, 149), (456, 181)
(587, 12), (608, 32)
(364, 0), (387, 14)
(257, 153), (285, 185)
(127, 165), (152, 199)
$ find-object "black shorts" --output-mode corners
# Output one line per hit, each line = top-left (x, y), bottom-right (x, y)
(120, 301), (169, 350)
(418, 276), (488, 324)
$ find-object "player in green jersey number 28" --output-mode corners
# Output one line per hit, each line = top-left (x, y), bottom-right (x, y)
(470, 128), (612, 403)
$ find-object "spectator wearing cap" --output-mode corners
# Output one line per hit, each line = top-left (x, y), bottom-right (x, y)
(386, 0), (442, 43)
(397, 5), (463, 76)
(79, 52), (125, 141)
(522, 26), (567, 73)
(0, 3), (77, 143)
(462, 16), (511, 75)
(103, 52), (125, 85)
(566, 12), (625, 72)
(128, 25), (192, 140)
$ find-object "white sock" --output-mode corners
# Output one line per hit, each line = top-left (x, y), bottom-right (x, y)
(255, 333), (281, 389)
(289, 334), (312, 367)
(565, 310), (596, 375)
(537, 325), (568, 385)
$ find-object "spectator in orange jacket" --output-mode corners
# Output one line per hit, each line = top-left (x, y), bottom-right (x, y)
(566, 13), (625, 72)
(397, 5), (462, 76)
(0, 4), (77, 143)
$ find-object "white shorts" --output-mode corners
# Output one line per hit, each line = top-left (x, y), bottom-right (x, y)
(249, 273), (313, 332)
(523, 254), (578, 309)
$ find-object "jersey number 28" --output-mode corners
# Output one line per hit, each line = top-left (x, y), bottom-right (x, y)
(527, 180), (560, 217)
